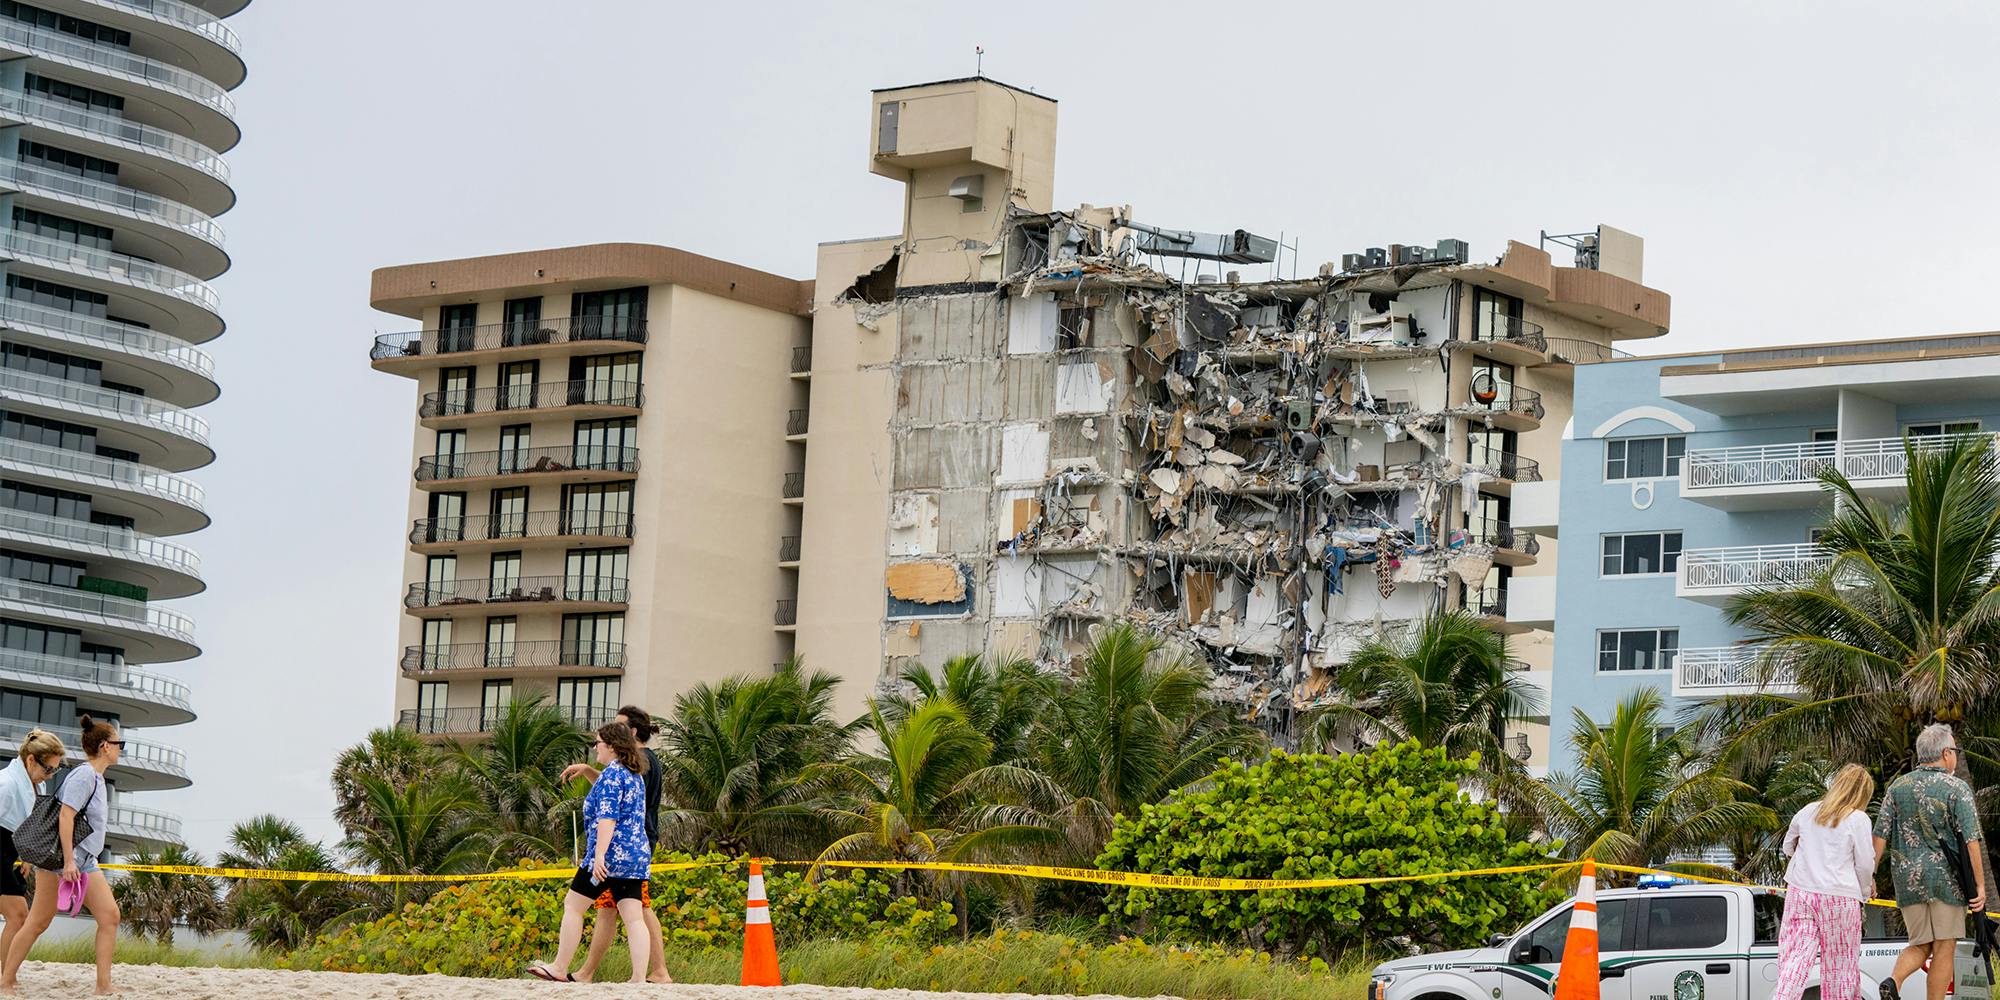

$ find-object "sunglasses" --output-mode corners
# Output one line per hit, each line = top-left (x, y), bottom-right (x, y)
(105, 741), (125, 749)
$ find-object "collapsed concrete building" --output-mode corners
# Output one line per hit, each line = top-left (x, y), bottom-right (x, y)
(791, 78), (1672, 770)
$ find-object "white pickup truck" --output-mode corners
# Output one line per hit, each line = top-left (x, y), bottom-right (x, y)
(1370, 883), (1991, 1000)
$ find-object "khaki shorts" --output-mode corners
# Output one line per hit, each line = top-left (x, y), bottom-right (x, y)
(1902, 900), (1968, 945)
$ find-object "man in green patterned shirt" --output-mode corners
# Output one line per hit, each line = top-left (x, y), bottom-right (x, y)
(1874, 723), (1985, 1000)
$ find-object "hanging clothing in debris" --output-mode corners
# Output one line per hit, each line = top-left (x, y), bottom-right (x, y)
(1374, 536), (1397, 600)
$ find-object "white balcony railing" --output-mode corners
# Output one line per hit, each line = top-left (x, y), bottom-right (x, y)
(1684, 433), (1995, 490)
(1680, 543), (1831, 592)
(1676, 646), (1798, 696)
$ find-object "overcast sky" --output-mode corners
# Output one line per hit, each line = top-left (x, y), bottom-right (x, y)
(154, 0), (2000, 857)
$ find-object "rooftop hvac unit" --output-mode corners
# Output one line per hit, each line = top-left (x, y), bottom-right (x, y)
(1396, 245), (1428, 265)
(1128, 224), (1279, 264)
(1341, 253), (1370, 272)
(1364, 248), (1388, 268)
(1434, 238), (1469, 262)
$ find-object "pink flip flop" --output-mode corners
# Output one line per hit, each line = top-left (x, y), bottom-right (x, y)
(55, 873), (85, 917)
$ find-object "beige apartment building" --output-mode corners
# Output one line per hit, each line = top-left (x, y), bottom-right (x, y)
(370, 246), (811, 735)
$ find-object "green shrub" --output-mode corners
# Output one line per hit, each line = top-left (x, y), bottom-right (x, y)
(284, 852), (954, 978)
(1097, 742), (1560, 960)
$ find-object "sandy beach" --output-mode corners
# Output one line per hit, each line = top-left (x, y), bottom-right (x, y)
(9, 963), (1180, 1000)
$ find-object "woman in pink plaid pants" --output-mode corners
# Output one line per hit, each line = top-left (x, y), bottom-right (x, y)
(1774, 765), (1879, 1000)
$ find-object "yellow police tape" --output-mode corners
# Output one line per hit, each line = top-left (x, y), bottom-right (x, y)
(94, 859), (734, 884)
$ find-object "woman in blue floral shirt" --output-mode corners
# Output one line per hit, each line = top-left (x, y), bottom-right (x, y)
(528, 722), (654, 984)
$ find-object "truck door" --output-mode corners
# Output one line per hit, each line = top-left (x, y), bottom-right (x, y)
(1624, 894), (1742, 1000)
(1504, 897), (1637, 1000)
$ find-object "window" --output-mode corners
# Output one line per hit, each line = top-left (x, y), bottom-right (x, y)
(483, 617), (515, 667)
(1517, 898), (1634, 963)
(498, 361), (536, 411)
(12, 207), (111, 250)
(0, 618), (118, 664)
(1467, 428), (1515, 468)
(563, 613), (624, 668)
(566, 548), (627, 601)
(1605, 436), (1686, 480)
(571, 287), (646, 340)
(0, 687), (73, 727)
(557, 676), (621, 727)
(1907, 420), (1981, 438)
(423, 555), (457, 595)
(1601, 532), (1683, 576)
(488, 488), (527, 538)
(1640, 896), (1728, 950)
(497, 425), (530, 472)
(479, 680), (513, 730)
(18, 140), (117, 184)
(1057, 304), (1089, 350)
(564, 483), (631, 537)
(487, 551), (521, 598)
(1, 3), (131, 46)
(1754, 893), (1783, 946)
(570, 353), (639, 406)
(432, 429), (466, 477)
(1471, 288), (1524, 343)
(501, 297), (542, 347)
(418, 619), (452, 671)
(437, 304), (477, 354)
(1466, 565), (1509, 615)
(573, 418), (635, 468)
(2, 342), (104, 386)
(4, 275), (107, 318)
(0, 549), (81, 587)
(0, 479), (90, 522)
(23, 74), (122, 114)
(1811, 428), (1838, 443)
(1597, 629), (1680, 672)
(1468, 359), (1516, 410)
(416, 682), (447, 733)
(425, 493), (464, 543)
(436, 368), (473, 417)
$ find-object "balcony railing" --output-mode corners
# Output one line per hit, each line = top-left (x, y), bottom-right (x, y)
(1469, 590), (1506, 618)
(399, 640), (626, 674)
(0, 435), (203, 513)
(414, 445), (639, 483)
(1, 229), (220, 315)
(782, 472), (805, 498)
(0, 366), (209, 445)
(371, 316), (648, 362)
(0, 91), (228, 182)
(397, 706), (619, 736)
(0, 717), (186, 778)
(1680, 544), (1831, 591)
(775, 599), (797, 626)
(1468, 521), (1540, 556)
(0, 17), (235, 118)
(787, 409), (809, 436)
(0, 646), (190, 712)
(791, 345), (811, 373)
(1471, 451), (1541, 483)
(0, 299), (214, 381)
(778, 535), (800, 562)
(93, 0), (244, 59)
(1470, 315), (1547, 352)
(404, 574), (629, 610)
(1511, 733), (1531, 761)
(107, 802), (183, 844)
(0, 505), (200, 577)
(1684, 434), (1995, 491)
(1676, 646), (1798, 694)
(0, 574), (192, 641)
(1462, 384), (1545, 422)
(0, 159), (224, 249)
(409, 511), (634, 545)
(419, 379), (642, 419)
(1545, 337), (1632, 364)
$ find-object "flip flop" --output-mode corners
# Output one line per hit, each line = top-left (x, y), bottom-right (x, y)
(526, 964), (575, 983)
(55, 874), (85, 917)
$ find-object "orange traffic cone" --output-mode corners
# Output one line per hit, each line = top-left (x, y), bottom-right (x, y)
(741, 860), (781, 987)
(1552, 860), (1600, 1000)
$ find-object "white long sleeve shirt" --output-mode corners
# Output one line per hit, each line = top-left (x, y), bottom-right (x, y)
(1782, 801), (1877, 900)
(0, 757), (36, 832)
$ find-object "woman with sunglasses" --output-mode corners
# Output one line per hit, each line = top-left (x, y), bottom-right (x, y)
(0, 729), (62, 964)
(1, 716), (122, 995)
(528, 721), (653, 984)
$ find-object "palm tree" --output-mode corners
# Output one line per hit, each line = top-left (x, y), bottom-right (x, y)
(442, 698), (591, 863)
(217, 815), (361, 951)
(1305, 610), (1542, 771)
(340, 770), (489, 910)
(1536, 689), (1775, 879)
(1714, 436), (2000, 776)
(330, 726), (435, 841)
(879, 653), (1044, 765)
(657, 662), (855, 858)
(112, 844), (226, 945)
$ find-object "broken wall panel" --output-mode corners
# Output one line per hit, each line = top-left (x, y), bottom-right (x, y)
(934, 489), (992, 554)
(1002, 356), (1057, 418)
(899, 296), (1004, 362)
(892, 426), (994, 489)
(897, 361), (1007, 425)
(998, 423), (1051, 484)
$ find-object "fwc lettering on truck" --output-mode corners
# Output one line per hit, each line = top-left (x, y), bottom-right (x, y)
(1369, 880), (1992, 1000)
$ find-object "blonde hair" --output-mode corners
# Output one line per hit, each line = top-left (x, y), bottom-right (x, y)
(1817, 764), (1876, 827)
(17, 729), (62, 766)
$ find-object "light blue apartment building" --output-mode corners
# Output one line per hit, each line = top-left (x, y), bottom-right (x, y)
(1516, 332), (2000, 773)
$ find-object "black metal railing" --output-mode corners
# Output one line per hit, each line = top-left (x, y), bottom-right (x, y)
(419, 380), (642, 419)
(399, 640), (626, 674)
(791, 345), (811, 373)
(1468, 521), (1541, 556)
(409, 511), (635, 545)
(414, 445), (639, 482)
(371, 316), (648, 361)
(1470, 590), (1507, 618)
(1545, 337), (1631, 364)
(1469, 314), (1548, 352)
(782, 472), (805, 498)
(1463, 384), (1546, 422)
(774, 599), (797, 626)
(787, 409), (809, 435)
(778, 535), (800, 562)
(404, 574), (629, 609)
(1473, 452), (1542, 483)
(1511, 733), (1531, 761)
(397, 706), (620, 735)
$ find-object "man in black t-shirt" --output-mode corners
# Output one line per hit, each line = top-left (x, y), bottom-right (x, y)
(562, 705), (671, 984)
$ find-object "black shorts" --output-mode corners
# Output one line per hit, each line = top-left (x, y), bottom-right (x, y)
(569, 866), (645, 903)
(0, 829), (23, 896)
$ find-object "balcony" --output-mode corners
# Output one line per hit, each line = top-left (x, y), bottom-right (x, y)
(404, 574), (629, 618)
(1673, 646), (1800, 699)
(409, 511), (635, 553)
(413, 445), (638, 491)
(0, 367), (211, 470)
(370, 316), (648, 370)
(0, 505), (202, 597)
(0, 435), (206, 534)
(0, 299), (216, 399)
(787, 408), (809, 438)
(0, 574), (195, 662)
(791, 344), (811, 376)
(0, 158), (226, 273)
(399, 640), (625, 680)
(1682, 434), (1995, 511)
(1458, 384), (1545, 433)
(1544, 337), (1633, 367)
(774, 599), (797, 628)
(106, 802), (184, 850)
(0, 645), (191, 725)
(419, 380), (642, 426)
(85, 0), (246, 91)
(1470, 452), (1540, 495)
(782, 471), (805, 501)
(0, 229), (222, 339)
(396, 706), (619, 738)
(1469, 589), (1530, 635)
(1463, 315), (1549, 366)
(778, 535), (800, 564)
(1469, 521), (1540, 567)
(0, 91), (231, 214)
(1677, 543), (1831, 605)
(0, 717), (187, 790)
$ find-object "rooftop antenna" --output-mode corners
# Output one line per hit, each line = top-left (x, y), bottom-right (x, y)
(975, 45), (984, 76)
